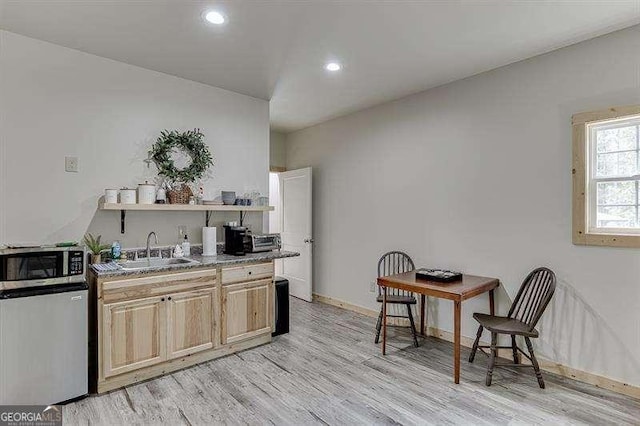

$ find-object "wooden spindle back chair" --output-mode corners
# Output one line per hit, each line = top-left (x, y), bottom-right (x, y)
(469, 267), (556, 388)
(374, 251), (419, 347)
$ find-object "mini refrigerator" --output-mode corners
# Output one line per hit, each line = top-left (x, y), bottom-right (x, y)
(0, 283), (88, 404)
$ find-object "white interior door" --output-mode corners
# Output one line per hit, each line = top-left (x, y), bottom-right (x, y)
(279, 167), (313, 302)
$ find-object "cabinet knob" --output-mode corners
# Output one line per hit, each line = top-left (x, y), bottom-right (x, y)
(248, 271), (252, 275)
(168, 296), (172, 301)
(161, 298), (165, 302)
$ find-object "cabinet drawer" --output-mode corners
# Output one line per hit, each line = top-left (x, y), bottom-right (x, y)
(102, 269), (216, 303)
(221, 262), (273, 285)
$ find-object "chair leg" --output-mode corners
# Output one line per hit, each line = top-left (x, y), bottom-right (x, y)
(469, 325), (483, 363)
(374, 306), (383, 344)
(485, 332), (497, 386)
(525, 337), (545, 389)
(511, 335), (519, 364)
(406, 304), (419, 347)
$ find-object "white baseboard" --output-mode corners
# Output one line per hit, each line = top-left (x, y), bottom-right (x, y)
(312, 293), (640, 400)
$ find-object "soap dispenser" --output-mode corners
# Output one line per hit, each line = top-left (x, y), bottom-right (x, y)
(181, 234), (191, 256)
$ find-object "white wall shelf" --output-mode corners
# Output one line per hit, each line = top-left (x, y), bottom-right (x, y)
(99, 202), (274, 212)
(98, 201), (274, 233)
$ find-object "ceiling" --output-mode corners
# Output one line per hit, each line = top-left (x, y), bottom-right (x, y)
(1, 1), (639, 132)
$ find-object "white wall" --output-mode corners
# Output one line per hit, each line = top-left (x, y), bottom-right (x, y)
(286, 25), (640, 387)
(0, 31), (269, 248)
(270, 130), (287, 170)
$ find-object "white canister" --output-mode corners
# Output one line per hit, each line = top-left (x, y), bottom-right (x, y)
(120, 188), (137, 204)
(138, 182), (156, 204)
(104, 189), (118, 204)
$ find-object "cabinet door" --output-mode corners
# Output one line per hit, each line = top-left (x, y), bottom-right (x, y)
(102, 296), (166, 378)
(222, 279), (272, 344)
(167, 288), (216, 359)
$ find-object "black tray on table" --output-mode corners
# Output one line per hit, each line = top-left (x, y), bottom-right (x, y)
(415, 268), (463, 283)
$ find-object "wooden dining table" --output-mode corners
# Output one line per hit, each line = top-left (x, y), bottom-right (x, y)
(377, 271), (499, 384)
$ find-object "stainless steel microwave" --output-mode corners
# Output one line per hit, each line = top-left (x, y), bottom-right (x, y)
(0, 246), (86, 291)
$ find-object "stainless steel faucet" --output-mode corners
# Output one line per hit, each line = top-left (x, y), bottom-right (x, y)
(146, 232), (158, 259)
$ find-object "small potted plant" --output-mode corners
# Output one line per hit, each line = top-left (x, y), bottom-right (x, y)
(83, 233), (110, 264)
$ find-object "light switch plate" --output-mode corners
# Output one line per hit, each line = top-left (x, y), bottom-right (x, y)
(65, 156), (79, 173)
(370, 281), (377, 293)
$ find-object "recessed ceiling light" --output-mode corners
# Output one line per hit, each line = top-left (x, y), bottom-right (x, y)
(325, 62), (342, 72)
(204, 10), (226, 25)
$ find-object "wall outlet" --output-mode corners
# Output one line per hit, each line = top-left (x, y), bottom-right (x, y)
(370, 281), (377, 293)
(65, 156), (79, 173)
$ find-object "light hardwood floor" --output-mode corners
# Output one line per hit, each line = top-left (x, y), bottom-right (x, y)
(65, 297), (640, 425)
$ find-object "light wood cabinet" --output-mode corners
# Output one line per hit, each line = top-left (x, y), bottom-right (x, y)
(222, 279), (272, 344)
(102, 296), (167, 378)
(93, 262), (274, 393)
(167, 288), (216, 359)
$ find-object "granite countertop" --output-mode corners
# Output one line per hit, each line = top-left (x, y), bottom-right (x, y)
(91, 250), (300, 277)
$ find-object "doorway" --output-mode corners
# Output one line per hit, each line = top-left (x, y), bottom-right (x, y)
(269, 168), (313, 302)
(269, 172), (283, 276)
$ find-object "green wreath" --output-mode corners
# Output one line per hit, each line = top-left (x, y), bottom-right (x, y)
(150, 129), (213, 183)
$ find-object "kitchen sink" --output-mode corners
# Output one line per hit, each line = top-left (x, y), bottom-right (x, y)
(118, 257), (199, 271)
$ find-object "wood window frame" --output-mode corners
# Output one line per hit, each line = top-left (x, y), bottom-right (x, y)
(573, 105), (640, 248)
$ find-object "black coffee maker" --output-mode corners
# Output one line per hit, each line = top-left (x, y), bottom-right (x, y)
(224, 226), (248, 256)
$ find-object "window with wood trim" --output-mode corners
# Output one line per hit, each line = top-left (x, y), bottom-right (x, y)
(573, 105), (640, 247)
